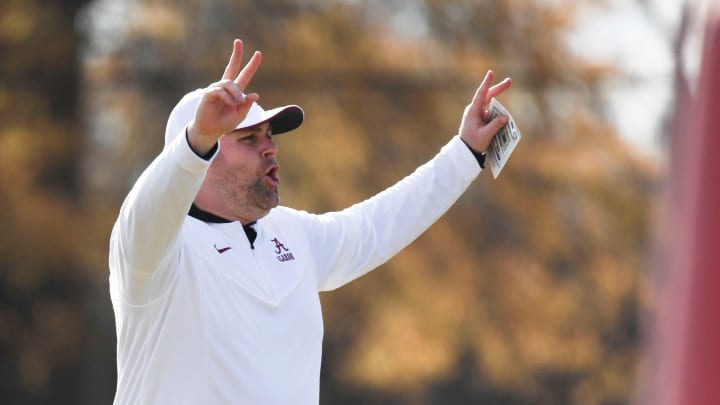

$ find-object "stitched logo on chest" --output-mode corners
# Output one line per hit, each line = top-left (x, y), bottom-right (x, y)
(214, 244), (232, 254)
(271, 238), (295, 262)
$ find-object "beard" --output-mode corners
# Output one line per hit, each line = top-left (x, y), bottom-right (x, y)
(244, 175), (279, 212)
(207, 152), (280, 221)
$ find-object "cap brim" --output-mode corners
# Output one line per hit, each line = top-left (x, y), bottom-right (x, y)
(165, 89), (304, 146)
(238, 105), (304, 135)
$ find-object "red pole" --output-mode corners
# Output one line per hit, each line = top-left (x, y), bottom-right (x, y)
(644, 4), (720, 405)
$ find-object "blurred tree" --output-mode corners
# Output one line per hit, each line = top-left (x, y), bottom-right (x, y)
(0, 0), (660, 404)
(0, 0), (114, 404)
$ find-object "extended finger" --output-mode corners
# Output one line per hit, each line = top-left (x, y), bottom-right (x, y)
(486, 78), (512, 101)
(221, 39), (244, 81)
(469, 70), (494, 117)
(234, 50), (262, 91)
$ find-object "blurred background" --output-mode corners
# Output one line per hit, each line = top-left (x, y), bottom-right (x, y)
(0, 0), (706, 404)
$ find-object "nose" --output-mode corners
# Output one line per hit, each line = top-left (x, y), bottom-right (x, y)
(260, 136), (278, 158)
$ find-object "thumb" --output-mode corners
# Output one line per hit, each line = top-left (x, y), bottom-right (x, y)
(483, 114), (509, 138)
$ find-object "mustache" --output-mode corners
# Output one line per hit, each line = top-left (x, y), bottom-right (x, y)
(261, 158), (279, 173)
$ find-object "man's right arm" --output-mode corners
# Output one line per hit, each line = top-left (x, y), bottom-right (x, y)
(109, 39), (263, 305)
(109, 131), (214, 305)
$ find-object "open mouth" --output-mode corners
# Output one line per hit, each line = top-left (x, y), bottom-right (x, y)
(265, 165), (280, 187)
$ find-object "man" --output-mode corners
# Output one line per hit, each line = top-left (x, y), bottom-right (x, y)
(109, 39), (511, 404)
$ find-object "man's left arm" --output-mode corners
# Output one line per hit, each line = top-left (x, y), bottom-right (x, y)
(306, 71), (512, 291)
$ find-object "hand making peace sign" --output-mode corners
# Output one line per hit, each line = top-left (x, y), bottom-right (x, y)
(459, 70), (512, 154)
(188, 39), (262, 155)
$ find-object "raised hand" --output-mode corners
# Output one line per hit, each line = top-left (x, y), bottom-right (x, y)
(459, 70), (512, 153)
(188, 39), (262, 154)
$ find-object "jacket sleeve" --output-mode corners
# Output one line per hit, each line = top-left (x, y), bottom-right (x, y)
(109, 131), (215, 305)
(307, 135), (482, 292)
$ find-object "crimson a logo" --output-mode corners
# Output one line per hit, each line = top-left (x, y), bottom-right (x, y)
(271, 238), (295, 262)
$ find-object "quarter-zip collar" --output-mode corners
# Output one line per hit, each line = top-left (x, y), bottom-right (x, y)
(189, 204), (258, 248)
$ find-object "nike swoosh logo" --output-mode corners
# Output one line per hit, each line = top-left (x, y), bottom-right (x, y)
(214, 244), (232, 254)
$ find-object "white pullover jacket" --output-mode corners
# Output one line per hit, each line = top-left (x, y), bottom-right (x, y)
(109, 132), (482, 404)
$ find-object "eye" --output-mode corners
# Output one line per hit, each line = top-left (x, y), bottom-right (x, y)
(237, 134), (254, 143)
